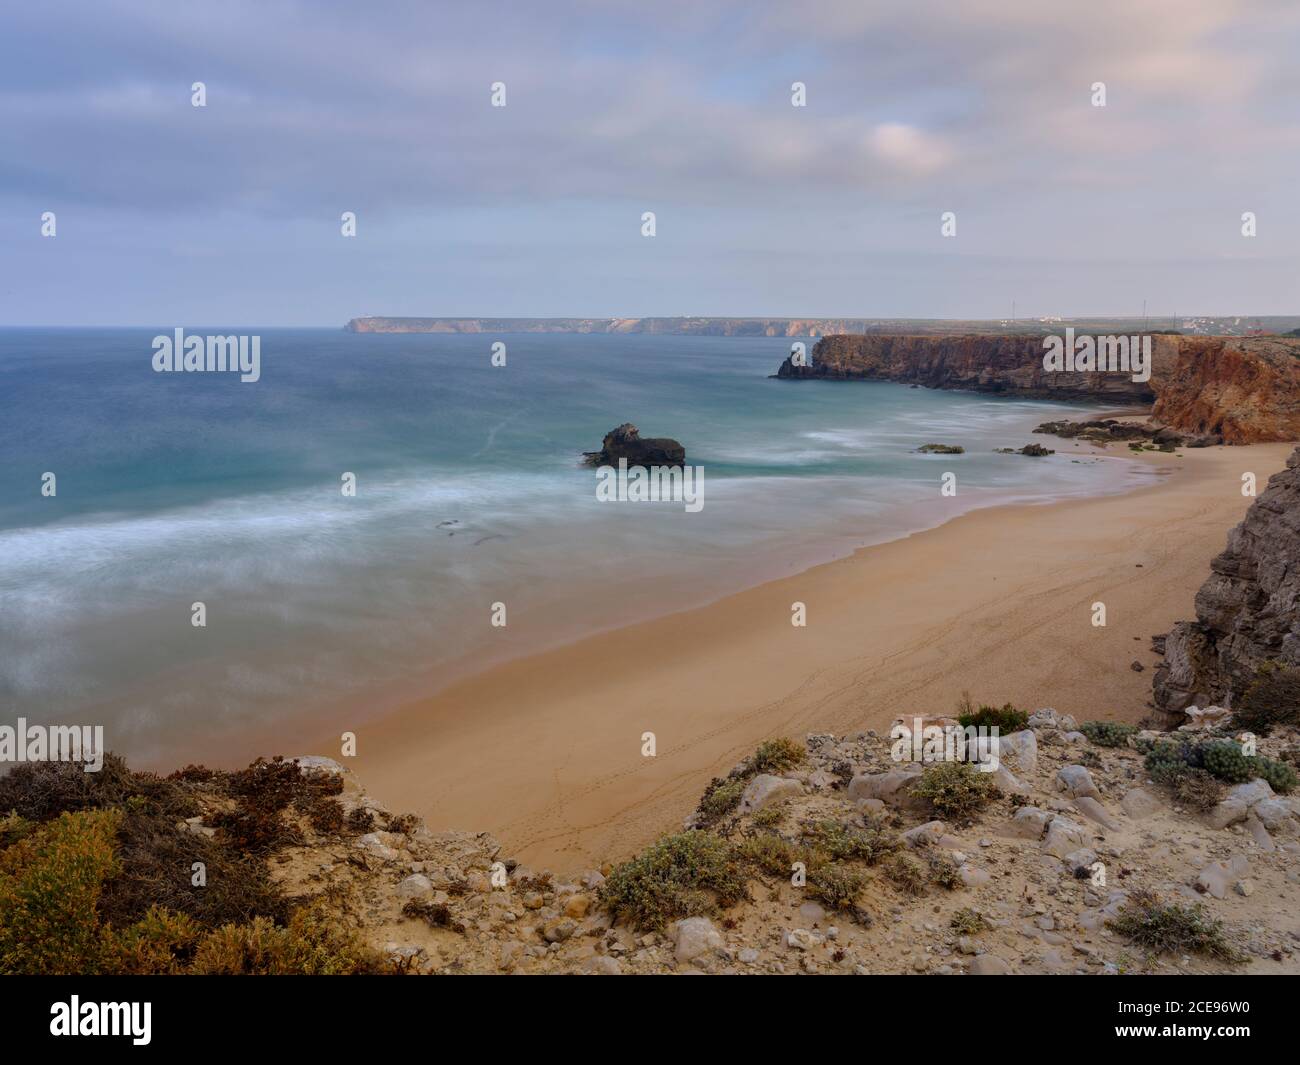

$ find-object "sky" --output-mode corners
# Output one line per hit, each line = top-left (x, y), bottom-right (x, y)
(2, 0), (1300, 325)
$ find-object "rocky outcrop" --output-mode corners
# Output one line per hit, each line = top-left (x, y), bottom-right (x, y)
(776, 334), (1300, 444)
(583, 423), (685, 467)
(1153, 446), (1300, 715)
(1034, 418), (1221, 448)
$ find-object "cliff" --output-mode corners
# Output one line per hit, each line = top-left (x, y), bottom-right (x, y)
(346, 316), (888, 337)
(776, 334), (1300, 444)
(1153, 446), (1300, 716)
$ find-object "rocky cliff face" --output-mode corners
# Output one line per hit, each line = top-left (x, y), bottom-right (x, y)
(777, 334), (1300, 444)
(1153, 446), (1300, 716)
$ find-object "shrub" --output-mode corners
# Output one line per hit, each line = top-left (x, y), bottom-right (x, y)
(911, 762), (999, 820)
(800, 819), (900, 865)
(345, 806), (376, 833)
(886, 853), (926, 896)
(950, 907), (988, 935)
(599, 832), (748, 931)
(189, 903), (383, 975)
(1080, 720), (1138, 748)
(105, 906), (202, 975)
(751, 805), (785, 829)
(697, 777), (746, 823)
(309, 798), (345, 834)
(748, 738), (805, 775)
(1200, 741), (1253, 784)
(0, 809), (121, 974)
(1251, 756), (1297, 795)
(926, 851), (962, 889)
(1170, 768), (1224, 812)
(1234, 666), (1300, 734)
(736, 833), (808, 877)
(955, 699), (1028, 734)
(0, 754), (198, 824)
(807, 864), (868, 913)
(1106, 889), (1241, 961)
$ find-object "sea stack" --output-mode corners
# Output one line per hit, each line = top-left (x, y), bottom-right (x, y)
(583, 423), (685, 467)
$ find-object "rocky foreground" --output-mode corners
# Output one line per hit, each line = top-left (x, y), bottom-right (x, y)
(253, 709), (1299, 975)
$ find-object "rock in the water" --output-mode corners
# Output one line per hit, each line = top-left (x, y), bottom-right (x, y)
(583, 423), (686, 467)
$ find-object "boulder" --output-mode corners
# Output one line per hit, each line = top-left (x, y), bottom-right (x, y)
(1056, 765), (1100, 800)
(1041, 816), (1090, 858)
(1120, 787), (1163, 820)
(847, 767), (921, 807)
(739, 774), (803, 815)
(672, 917), (723, 962)
(1073, 795), (1121, 831)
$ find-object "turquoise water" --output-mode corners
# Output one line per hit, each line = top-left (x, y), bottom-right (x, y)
(0, 328), (1156, 763)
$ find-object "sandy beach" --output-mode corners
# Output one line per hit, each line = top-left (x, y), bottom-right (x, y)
(346, 441), (1296, 873)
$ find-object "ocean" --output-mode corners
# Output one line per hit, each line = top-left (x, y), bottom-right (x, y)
(0, 327), (1158, 765)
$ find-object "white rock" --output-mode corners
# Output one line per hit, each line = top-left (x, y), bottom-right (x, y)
(396, 873), (432, 900)
(1056, 765), (1100, 800)
(738, 774), (803, 815)
(672, 917), (723, 962)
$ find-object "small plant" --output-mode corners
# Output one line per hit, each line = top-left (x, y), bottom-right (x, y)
(950, 907), (988, 935)
(1169, 768), (1224, 812)
(926, 851), (963, 889)
(345, 807), (376, 833)
(697, 776), (746, 823)
(599, 831), (748, 931)
(1106, 889), (1242, 961)
(1251, 755), (1297, 794)
(800, 819), (901, 865)
(1200, 741), (1253, 785)
(886, 853), (926, 896)
(1079, 720), (1138, 748)
(955, 701), (1028, 734)
(1234, 665), (1300, 734)
(911, 761), (999, 820)
(736, 834), (810, 877)
(751, 805), (785, 829)
(807, 863), (868, 913)
(748, 738), (805, 776)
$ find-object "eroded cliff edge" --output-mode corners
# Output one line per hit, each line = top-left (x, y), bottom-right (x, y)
(776, 334), (1300, 444)
(1153, 445), (1300, 716)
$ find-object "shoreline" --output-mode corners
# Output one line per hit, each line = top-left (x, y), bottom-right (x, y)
(341, 439), (1296, 874)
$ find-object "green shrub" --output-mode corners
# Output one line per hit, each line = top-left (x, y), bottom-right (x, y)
(1106, 889), (1242, 961)
(955, 700), (1028, 734)
(736, 833), (808, 877)
(1234, 666), (1300, 734)
(0, 809), (121, 974)
(1251, 756), (1297, 794)
(926, 851), (963, 889)
(807, 864), (867, 913)
(600, 832), (748, 931)
(1080, 721), (1138, 748)
(950, 907), (988, 935)
(748, 738), (805, 775)
(912, 761), (999, 820)
(886, 853), (926, 895)
(189, 903), (382, 975)
(1200, 741), (1253, 784)
(697, 777), (746, 823)
(105, 905), (202, 975)
(800, 819), (901, 865)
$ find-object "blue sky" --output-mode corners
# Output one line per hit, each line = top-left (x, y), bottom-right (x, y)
(3, 0), (1299, 324)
